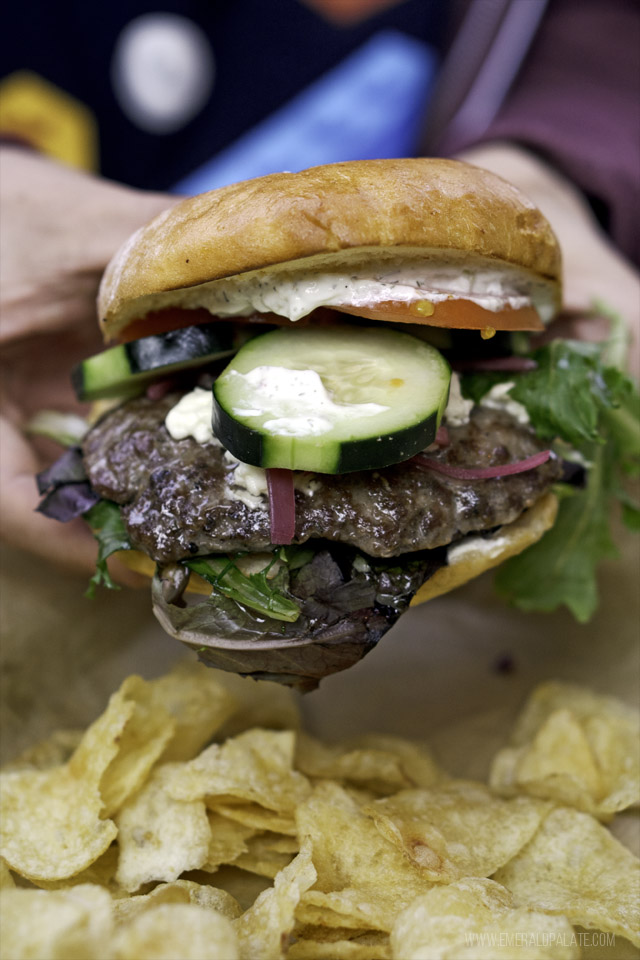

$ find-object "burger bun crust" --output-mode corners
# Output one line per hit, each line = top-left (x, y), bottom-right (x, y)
(99, 158), (561, 341)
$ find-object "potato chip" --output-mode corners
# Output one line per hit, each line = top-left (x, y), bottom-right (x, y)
(66, 680), (138, 793)
(112, 878), (241, 924)
(205, 865), (274, 912)
(346, 734), (447, 790)
(362, 782), (550, 881)
(210, 801), (298, 836)
(233, 831), (297, 878)
(289, 931), (391, 959)
(390, 878), (580, 959)
(1, 729), (83, 773)
(167, 729), (310, 812)
(4, 663), (638, 960)
(263, 833), (300, 855)
(112, 902), (239, 959)
(296, 893), (379, 931)
(293, 923), (378, 942)
(295, 782), (434, 931)
(0, 764), (118, 881)
(0, 858), (15, 889)
(0, 675), (175, 885)
(1, 673), (176, 888)
(146, 660), (239, 763)
(490, 682), (640, 817)
(294, 732), (444, 795)
(202, 811), (255, 872)
(235, 839), (316, 960)
(115, 764), (210, 892)
(31, 844), (120, 892)
(97, 676), (176, 818)
(494, 806), (640, 945)
(0, 883), (114, 960)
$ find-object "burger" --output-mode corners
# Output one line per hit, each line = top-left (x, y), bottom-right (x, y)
(37, 158), (631, 690)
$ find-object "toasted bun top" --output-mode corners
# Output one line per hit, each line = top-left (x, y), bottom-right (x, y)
(99, 158), (561, 341)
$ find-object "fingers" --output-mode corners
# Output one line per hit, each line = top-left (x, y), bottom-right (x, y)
(1, 147), (176, 343)
(530, 312), (611, 347)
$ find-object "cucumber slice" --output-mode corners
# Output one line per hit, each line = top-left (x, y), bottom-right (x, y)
(72, 323), (237, 401)
(212, 326), (451, 474)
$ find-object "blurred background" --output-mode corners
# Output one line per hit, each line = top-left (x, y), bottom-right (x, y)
(0, 0), (544, 193)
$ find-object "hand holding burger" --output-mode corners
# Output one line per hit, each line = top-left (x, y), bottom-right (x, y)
(28, 157), (640, 687)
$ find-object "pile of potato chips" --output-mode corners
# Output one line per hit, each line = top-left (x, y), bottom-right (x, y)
(1, 662), (638, 959)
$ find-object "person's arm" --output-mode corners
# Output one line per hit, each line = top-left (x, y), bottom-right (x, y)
(0, 147), (175, 576)
(443, 0), (640, 268)
(444, 0), (639, 371)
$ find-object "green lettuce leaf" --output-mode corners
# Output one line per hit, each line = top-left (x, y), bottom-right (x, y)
(509, 340), (618, 447)
(495, 450), (616, 622)
(185, 554), (301, 622)
(616, 486), (640, 531)
(83, 500), (132, 597)
(462, 324), (639, 621)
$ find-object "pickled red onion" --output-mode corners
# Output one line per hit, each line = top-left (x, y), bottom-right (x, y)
(452, 356), (538, 372)
(267, 468), (296, 544)
(435, 425), (450, 446)
(414, 449), (552, 480)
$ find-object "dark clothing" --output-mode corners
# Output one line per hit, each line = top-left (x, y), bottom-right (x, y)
(461, 0), (640, 266)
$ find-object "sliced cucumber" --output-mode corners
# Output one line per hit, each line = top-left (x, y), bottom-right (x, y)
(212, 326), (451, 473)
(72, 323), (237, 401)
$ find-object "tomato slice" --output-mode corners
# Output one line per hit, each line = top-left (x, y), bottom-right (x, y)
(117, 298), (542, 343)
(116, 306), (340, 343)
(118, 308), (215, 343)
(331, 299), (544, 331)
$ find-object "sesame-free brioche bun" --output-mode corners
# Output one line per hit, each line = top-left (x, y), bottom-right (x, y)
(411, 491), (558, 605)
(99, 158), (561, 342)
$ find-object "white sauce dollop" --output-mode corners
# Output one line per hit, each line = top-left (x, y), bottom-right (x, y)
(164, 386), (221, 445)
(227, 365), (387, 437)
(479, 381), (530, 425)
(447, 531), (512, 564)
(164, 257), (556, 324)
(443, 372), (474, 427)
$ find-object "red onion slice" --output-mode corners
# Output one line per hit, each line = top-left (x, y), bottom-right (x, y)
(146, 379), (178, 400)
(266, 468), (296, 544)
(452, 357), (538, 373)
(435, 425), (450, 446)
(414, 449), (552, 480)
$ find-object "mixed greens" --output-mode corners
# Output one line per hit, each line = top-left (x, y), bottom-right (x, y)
(185, 552), (307, 623)
(461, 317), (640, 621)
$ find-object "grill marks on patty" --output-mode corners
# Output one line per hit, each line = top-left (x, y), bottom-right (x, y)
(83, 394), (561, 563)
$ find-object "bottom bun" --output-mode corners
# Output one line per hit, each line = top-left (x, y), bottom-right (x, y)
(115, 550), (211, 595)
(116, 491), (558, 606)
(411, 491), (558, 606)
